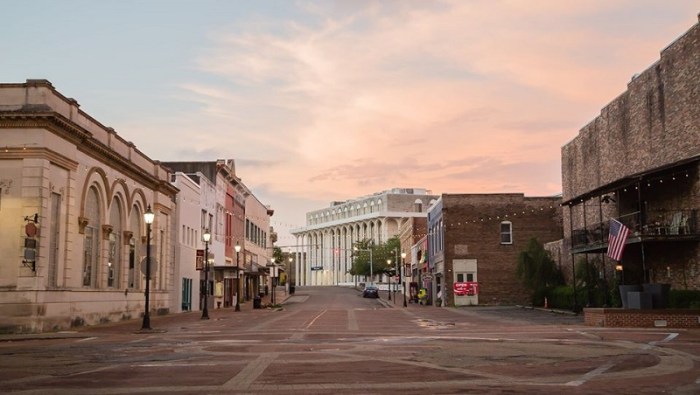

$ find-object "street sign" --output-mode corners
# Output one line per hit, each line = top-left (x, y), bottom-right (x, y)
(196, 249), (204, 270)
(140, 256), (158, 276)
(310, 266), (323, 271)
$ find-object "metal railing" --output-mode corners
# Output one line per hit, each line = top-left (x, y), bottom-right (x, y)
(571, 209), (698, 249)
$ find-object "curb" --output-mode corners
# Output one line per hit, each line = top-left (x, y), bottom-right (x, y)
(517, 304), (580, 316)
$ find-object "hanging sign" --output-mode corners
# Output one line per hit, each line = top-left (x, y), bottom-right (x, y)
(196, 249), (204, 270)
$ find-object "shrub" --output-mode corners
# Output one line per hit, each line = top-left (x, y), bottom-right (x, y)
(669, 290), (700, 309)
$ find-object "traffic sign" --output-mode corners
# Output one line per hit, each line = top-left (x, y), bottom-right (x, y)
(140, 256), (158, 275)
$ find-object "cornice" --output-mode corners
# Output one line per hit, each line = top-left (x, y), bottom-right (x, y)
(0, 112), (177, 197)
(0, 147), (78, 171)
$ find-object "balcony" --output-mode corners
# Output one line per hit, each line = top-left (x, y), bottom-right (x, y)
(571, 209), (699, 252)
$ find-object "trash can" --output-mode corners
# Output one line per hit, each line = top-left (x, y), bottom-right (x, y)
(253, 296), (261, 309)
(289, 285), (295, 294)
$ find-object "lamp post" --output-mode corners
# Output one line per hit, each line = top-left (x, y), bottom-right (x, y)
(393, 250), (399, 304)
(235, 242), (241, 312)
(288, 256), (293, 294)
(141, 205), (155, 330)
(387, 259), (392, 301)
(201, 229), (211, 320)
(616, 263), (624, 285)
(269, 258), (276, 305)
(401, 252), (407, 307)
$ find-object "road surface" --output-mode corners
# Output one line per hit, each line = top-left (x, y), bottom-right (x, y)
(1, 286), (699, 394)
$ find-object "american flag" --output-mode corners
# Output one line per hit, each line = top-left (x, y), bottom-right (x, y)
(607, 218), (630, 261)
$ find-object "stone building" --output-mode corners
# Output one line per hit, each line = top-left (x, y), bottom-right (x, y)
(561, 15), (699, 296)
(0, 80), (178, 333)
(290, 188), (437, 286)
(428, 194), (563, 306)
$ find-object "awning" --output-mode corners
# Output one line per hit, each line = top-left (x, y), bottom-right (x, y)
(562, 155), (700, 206)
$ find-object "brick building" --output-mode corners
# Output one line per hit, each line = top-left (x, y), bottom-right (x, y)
(398, 217), (427, 301)
(561, 15), (699, 299)
(428, 194), (562, 306)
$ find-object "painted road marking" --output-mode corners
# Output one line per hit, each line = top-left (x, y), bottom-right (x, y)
(348, 309), (359, 331)
(306, 310), (327, 329)
(224, 353), (278, 389)
(565, 361), (615, 386)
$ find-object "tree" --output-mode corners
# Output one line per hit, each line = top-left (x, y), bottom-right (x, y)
(348, 237), (402, 278)
(272, 246), (283, 264)
(349, 239), (374, 277)
(516, 238), (565, 305)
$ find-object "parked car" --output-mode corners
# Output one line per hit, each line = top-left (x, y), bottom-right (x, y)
(362, 284), (379, 298)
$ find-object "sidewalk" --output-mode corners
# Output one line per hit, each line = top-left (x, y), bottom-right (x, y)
(238, 285), (290, 309)
(0, 286), (292, 340)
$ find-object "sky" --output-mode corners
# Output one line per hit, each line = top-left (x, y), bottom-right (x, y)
(2, 1), (698, 246)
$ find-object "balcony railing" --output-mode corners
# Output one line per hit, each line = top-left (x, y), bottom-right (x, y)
(571, 209), (698, 250)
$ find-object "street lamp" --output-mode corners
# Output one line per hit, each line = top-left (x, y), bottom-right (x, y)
(387, 259), (392, 301)
(269, 258), (276, 305)
(288, 256), (294, 294)
(201, 229), (211, 320)
(616, 263), (624, 285)
(141, 205), (155, 330)
(235, 242), (241, 312)
(401, 252), (407, 307)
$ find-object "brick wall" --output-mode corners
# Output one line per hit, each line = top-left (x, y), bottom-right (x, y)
(441, 194), (562, 305)
(562, 18), (699, 202)
(585, 308), (700, 328)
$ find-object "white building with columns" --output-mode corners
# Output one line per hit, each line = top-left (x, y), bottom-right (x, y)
(290, 188), (437, 286)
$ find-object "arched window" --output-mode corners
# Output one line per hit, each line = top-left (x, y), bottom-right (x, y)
(83, 187), (101, 287)
(414, 199), (423, 212)
(129, 205), (142, 289)
(500, 221), (513, 245)
(107, 197), (123, 288)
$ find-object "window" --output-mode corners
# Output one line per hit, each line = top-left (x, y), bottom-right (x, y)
(48, 193), (61, 287)
(83, 187), (101, 287)
(457, 273), (474, 283)
(500, 221), (513, 244)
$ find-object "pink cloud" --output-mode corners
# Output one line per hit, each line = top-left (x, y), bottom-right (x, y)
(114, 1), (698, 232)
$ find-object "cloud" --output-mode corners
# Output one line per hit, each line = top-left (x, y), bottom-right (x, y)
(110, 0), (698, 230)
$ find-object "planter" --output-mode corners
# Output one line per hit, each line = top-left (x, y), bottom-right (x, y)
(642, 283), (671, 309)
(619, 285), (642, 309)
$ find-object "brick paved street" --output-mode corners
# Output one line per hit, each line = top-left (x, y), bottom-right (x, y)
(1, 286), (699, 394)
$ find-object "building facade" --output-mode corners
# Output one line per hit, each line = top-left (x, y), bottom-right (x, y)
(163, 160), (255, 310)
(561, 16), (700, 294)
(428, 194), (563, 306)
(0, 80), (178, 333)
(291, 188), (437, 286)
(243, 193), (274, 301)
(170, 172), (203, 313)
(398, 217), (427, 302)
